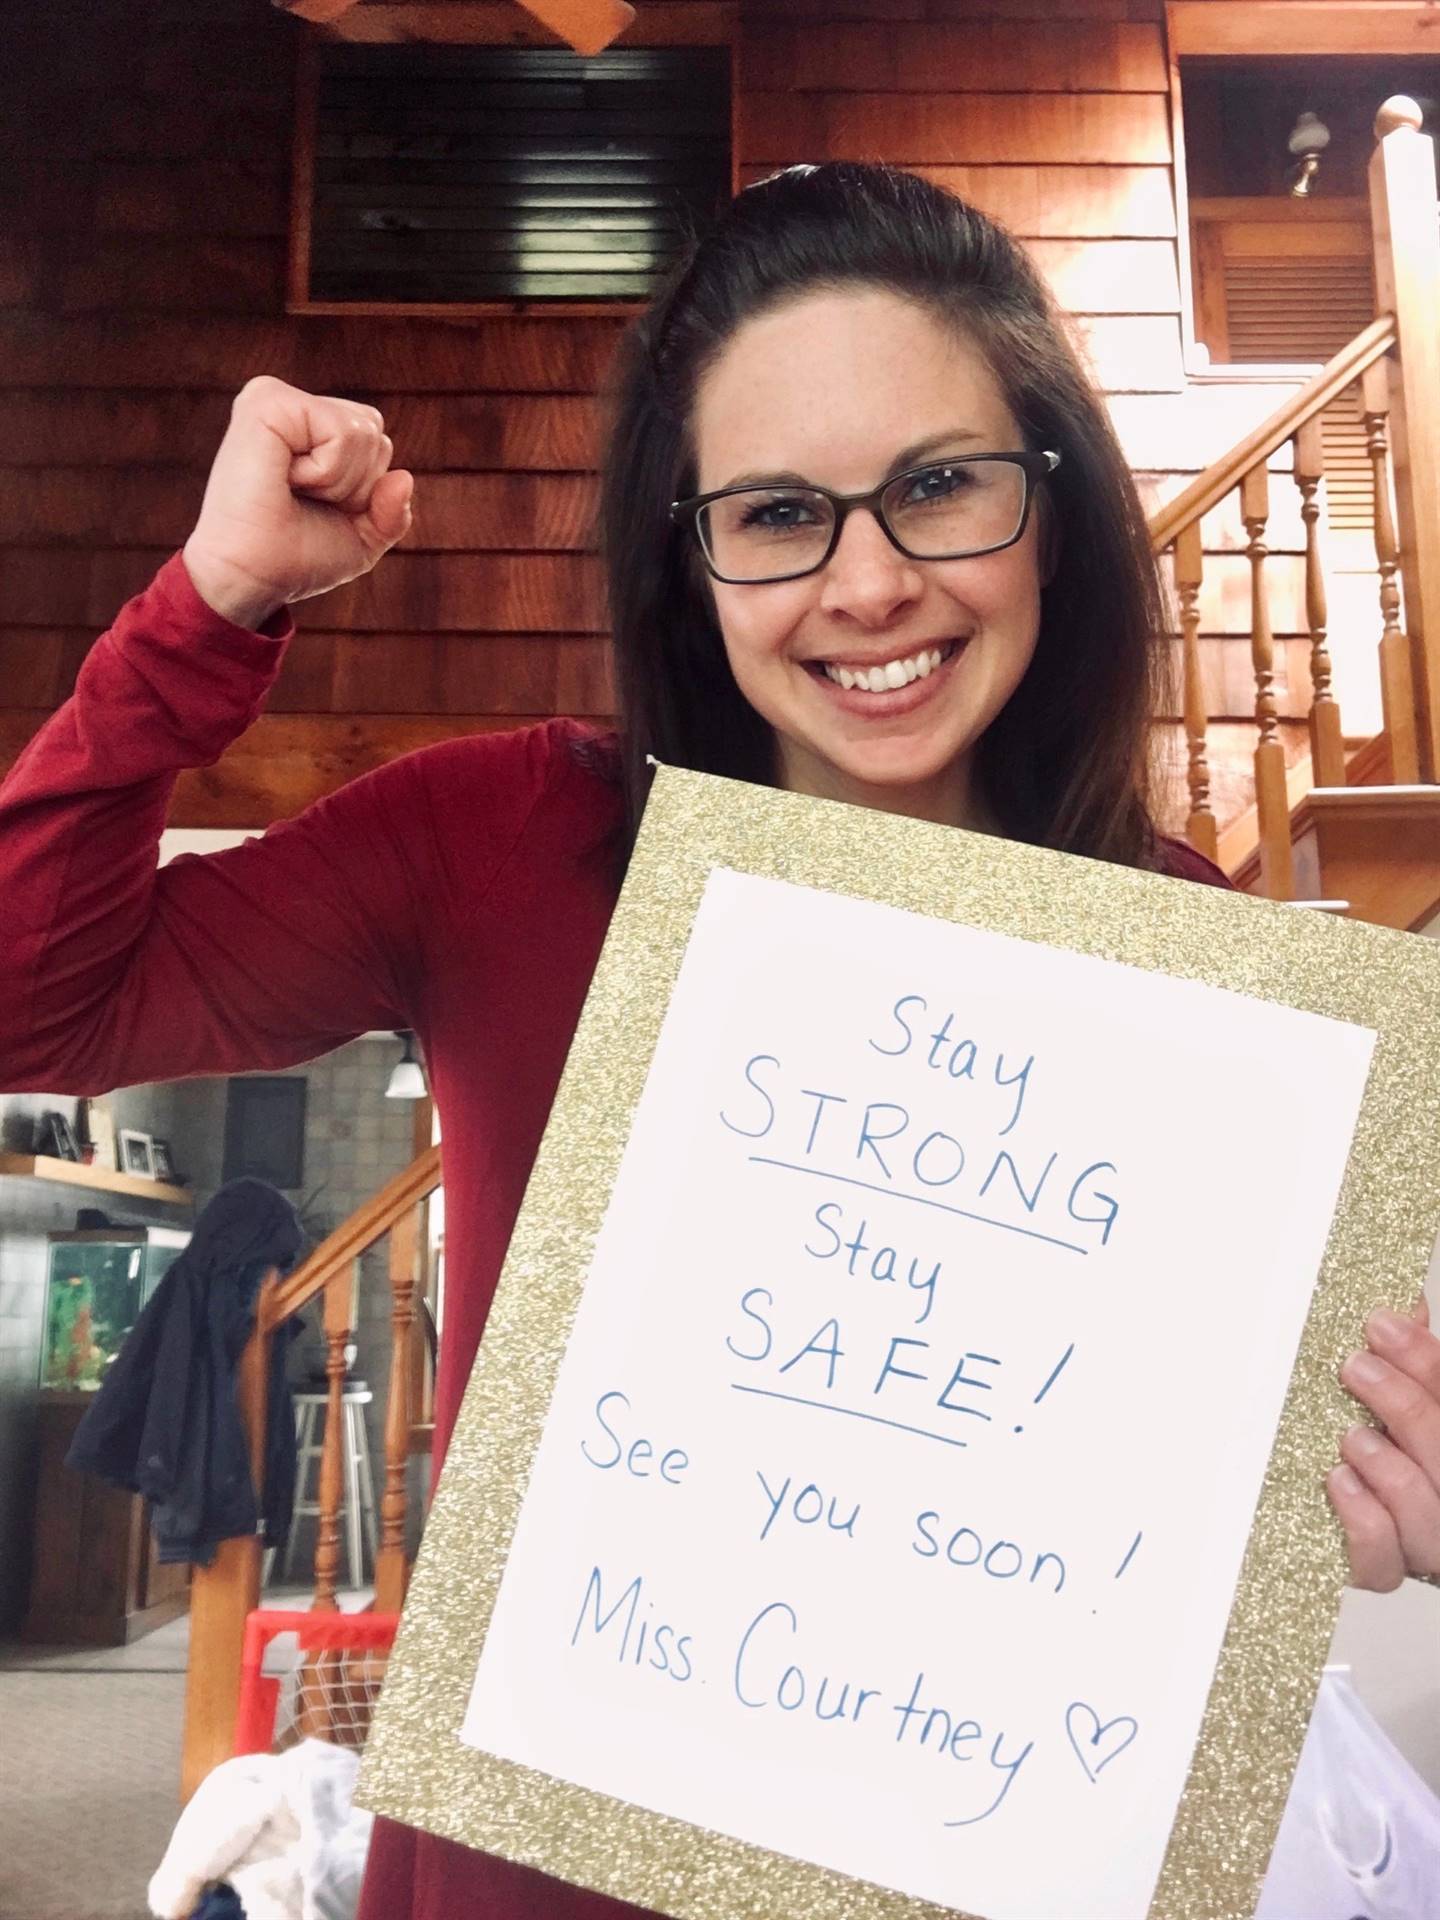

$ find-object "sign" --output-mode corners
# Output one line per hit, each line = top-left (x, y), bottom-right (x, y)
(361, 769), (1440, 1920)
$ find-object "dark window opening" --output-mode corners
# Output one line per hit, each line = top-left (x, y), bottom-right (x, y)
(1181, 56), (1440, 202)
(223, 1077), (308, 1190)
(300, 43), (733, 307)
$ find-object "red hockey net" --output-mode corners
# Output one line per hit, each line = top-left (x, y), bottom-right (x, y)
(234, 1608), (401, 1755)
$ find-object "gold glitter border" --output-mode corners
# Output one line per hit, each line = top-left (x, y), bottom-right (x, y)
(359, 766), (1440, 1920)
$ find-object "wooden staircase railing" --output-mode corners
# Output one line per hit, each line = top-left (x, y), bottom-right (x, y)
(180, 1137), (442, 1799)
(272, 1141), (442, 1614)
(1148, 97), (1440, 899)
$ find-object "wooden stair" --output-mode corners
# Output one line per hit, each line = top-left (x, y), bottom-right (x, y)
(1302, 786), (1440, 932)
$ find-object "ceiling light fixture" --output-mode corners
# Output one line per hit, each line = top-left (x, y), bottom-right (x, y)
(385, 1030), (426, 1101)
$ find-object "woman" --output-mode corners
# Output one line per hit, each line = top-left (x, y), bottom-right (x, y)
(1, 164), (1435, 1920)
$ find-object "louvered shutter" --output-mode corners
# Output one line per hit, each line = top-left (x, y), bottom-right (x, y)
(1222, 251), (1376, 531)
(307, 45), (732, 304)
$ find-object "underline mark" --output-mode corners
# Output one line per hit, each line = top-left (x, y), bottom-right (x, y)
(731, 1382), (970, 1451)
(748, 1156), (1089, 1255)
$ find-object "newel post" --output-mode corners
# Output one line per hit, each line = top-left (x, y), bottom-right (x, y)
(1369, 96), (1440, 780)
(181, 1273), (277, 1801)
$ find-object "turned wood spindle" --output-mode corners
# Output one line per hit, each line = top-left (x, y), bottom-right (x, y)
(1174, 521), (1217, 862)
(374, 1202), (419, 1613)
(1361, 357), (1421, 783)
(310, 1261), (356, 1614)
(1240, 465), (1294, 900)
(1293, 416), (1344, 787)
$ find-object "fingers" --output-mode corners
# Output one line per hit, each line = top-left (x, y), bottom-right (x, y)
(1336, 1424), (1440, 1581)
(288, 416), (392, 510)
(1333, 1298), (1440, 1590)
(1328, 1463), (1407, 1590)
(354, 467), (415, 559)
(1340, 1307), (1440, 1496)
(232, 376), (396, 512)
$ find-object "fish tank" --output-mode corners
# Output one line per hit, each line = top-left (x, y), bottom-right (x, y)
(40, 1227), (190, 1390)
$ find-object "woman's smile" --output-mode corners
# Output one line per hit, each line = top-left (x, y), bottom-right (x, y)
(802, 637), (967, 713)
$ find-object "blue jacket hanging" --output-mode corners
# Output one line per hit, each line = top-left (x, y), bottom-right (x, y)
(67, 1179), (306, 1565)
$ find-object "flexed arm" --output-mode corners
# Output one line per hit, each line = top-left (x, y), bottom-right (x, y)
(0, 378), (427, 1090)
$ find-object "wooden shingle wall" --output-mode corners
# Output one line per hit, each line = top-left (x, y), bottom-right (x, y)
(0, 0), (1318, 828)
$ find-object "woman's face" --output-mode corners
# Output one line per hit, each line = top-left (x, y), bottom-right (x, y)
(691, 287), (1046, 826)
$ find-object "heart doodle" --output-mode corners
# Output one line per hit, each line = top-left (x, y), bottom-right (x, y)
(1065, 1701), (1138, 1783)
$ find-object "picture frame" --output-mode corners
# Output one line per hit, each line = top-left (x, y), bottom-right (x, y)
(118, 1129), (156, 1179)
(40, 1109), (80, 1162)
(149, 1138), (178, 1185)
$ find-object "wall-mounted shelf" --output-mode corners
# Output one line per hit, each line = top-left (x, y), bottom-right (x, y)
(0, 1152), (192, 1208)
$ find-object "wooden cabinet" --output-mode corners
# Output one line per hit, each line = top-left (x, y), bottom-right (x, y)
(22, 1393), (189, 1646)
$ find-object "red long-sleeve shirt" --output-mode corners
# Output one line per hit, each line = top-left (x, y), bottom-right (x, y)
(0, 553), (649, 1918)
(0, 556), (1227, 1919)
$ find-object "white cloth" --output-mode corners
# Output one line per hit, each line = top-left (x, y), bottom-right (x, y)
(148, 1739), (374, 1920)
(1259, 1670), (1440, 1919)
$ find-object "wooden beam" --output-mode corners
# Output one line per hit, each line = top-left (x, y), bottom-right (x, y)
(514, 0), (636, 56)
(273, 0), (359, 20)
(1190, 198), (1370, 227)
(327, 1), (732, 42)
(1168, 2), (1440, 58)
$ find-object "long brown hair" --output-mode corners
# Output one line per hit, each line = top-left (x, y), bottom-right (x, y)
(598, 162), (1167, 868)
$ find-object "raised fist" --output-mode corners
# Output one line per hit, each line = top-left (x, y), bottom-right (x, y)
(182, 375), (414, 629)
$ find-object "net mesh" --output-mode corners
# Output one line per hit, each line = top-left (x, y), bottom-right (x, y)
(236, 1610), (400, 1757)
(270, 1642), (391, 1752)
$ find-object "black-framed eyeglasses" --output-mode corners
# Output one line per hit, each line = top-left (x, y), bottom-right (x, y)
(670, 451), (1061, 584)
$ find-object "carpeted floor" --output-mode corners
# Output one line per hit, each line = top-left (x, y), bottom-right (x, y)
(0, 1667), (186, 1920)
(0, 1588), (362, 1920)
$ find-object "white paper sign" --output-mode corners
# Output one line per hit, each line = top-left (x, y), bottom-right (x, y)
(461, 868), (1376, 1920)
